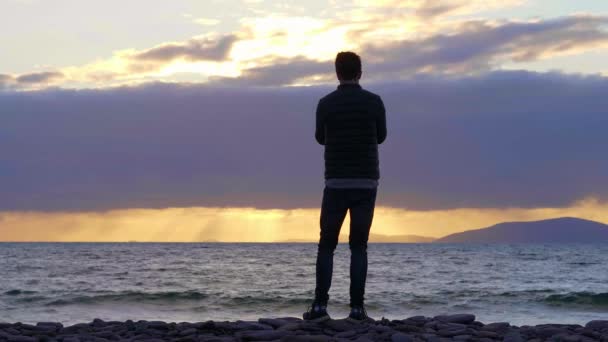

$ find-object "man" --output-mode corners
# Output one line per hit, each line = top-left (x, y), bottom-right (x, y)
(303, 51), (387, 322)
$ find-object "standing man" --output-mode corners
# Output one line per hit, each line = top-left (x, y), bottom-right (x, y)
(304, 51), (387, 322)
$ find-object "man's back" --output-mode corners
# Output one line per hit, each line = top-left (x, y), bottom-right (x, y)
(304, 51), (386, 323)
(315, 83), (387, 180)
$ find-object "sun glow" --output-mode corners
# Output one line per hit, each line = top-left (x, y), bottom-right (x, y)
(1, 198), (608, 243)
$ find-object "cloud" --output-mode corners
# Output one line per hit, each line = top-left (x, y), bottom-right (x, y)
(126, 34), (239, 72)
(196, 15), (608, 88)
(14, 71), (64, 84)
(1, 70), (607, 212)
(0, 74), (15, 89)
(362, 15), (608, 78)
(210, 57), (329, 86)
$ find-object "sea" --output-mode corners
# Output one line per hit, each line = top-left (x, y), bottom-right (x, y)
(1, 242), (607, 326)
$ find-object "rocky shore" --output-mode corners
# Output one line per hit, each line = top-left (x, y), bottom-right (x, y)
(1, 314), (607, 341)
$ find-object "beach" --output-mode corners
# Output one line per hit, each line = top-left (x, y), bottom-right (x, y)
(2, 314), (608, 342)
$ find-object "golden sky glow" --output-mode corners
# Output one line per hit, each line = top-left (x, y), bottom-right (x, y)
(2, 198), (607, 242)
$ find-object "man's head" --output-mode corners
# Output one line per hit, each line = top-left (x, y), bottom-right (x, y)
(335, 51), (362, 82)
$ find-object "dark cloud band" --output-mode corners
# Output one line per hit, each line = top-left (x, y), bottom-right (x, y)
(1, 71), (607, 212)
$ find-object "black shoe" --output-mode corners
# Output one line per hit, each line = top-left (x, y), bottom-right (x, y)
(302, 301), (330, 322)
(347, 305), (373, 322)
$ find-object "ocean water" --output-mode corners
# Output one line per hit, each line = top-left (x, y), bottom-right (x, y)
(1, 242), (607, 326)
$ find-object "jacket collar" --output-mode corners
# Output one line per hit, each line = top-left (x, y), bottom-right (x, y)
(337, 83), (361, 90)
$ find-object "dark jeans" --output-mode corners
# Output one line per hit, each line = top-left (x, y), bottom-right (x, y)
(314, 186), (377, 307)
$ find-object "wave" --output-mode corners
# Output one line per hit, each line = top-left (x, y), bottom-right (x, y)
(45, 290), (209, 306)
(3, 289), (38, 296)
(543, 291), (608, 308)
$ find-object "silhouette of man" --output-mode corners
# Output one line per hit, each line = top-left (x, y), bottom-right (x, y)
(304, 51), (387, 322)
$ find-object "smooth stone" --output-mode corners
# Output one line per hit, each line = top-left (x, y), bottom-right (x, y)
(586, 320), (608, 330)
(437, 328), (468, 337)
(147, 321), (169, 330)
(562, 335), (582, 342)
(62, 338), (80, 342)
(453, 334), (472, 340)
(5, 328), (21, 335)
(236, 329), (287, 340)
(277, 322), (303, 331)
(503, 331), (524, 342)
(475, 330), (499, 338)
(481, 322), (510, 332)
(335, 330), (357, 338)
(434, 314), (476, 325)
(391, 332), (413, 342)
(235, 321), (273, 331)
(323, 319), (357, 332)
(536, 326), (569, 338)
(373, 325), (393, 333)
(7, 336), (37, 342)
(283, 335), (330, 342)
(179, 328), (197, 336)
(258, 318), (289, 328)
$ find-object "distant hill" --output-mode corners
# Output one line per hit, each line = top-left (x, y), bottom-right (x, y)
(434, 217), (608, 243)
(280, 233), (434, 243)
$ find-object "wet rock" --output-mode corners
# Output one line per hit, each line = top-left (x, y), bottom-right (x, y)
(503, 331), (524, 342)
(391, 332), (413, 342)
(536, 326), (569, 338)
(480, 322), (510, 332)
(7, 336), (37, 342)
(475, 330), (499, 338)
(284, 335), (330, 342)
(179, 327), (197, 336)
(234, 321), (273, 331)
(335, 330), (357, 338)
(323, 319), (357, 332)
(258, 318), (289, 329)
(434, 314), (476, 325)
(586, 320), (608, 330)
(437, 328), (468, 337)
(236, 329), (288, 340)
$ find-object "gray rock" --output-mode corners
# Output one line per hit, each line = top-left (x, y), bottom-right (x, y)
(4, 328), (21, 335)
(391, 332), (414, 342)
(236, 329), (287, 340)
(421, 333), (441, 342)
(335, 330), (357, 338)
(258, 318), (289, 329)
(7, 336), (37, 342)
(283, 335), (330, 342)
(503, 331), (524, 342)
(480, 322), (510, 332)
(562, 335), (582, 342)
(62, 337), (81, 342)
(453, 334), (472, 341)
(434, 314), (476, 325)
(323, 319), (357, 332)
(437, 328), (468, 337)
(475, 330), (499, 338)
(234, 321), (274, 331)
(536, 326), (569, 338)
(586, 320), (608, 330)
(179, 328), (197, 336)
(277, 322), (303, 331)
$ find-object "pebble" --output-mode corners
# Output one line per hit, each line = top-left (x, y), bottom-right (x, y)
(0, 314), (606, 341)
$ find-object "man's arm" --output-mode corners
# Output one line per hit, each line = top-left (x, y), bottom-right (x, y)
(315, 99), (325, 145)
(376, 96), (387, 144)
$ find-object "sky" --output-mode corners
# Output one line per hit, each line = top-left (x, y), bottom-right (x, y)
(1, 0), (608, 242)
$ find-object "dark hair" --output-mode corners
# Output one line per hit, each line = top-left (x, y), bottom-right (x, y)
(335, 51), (361, 81)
